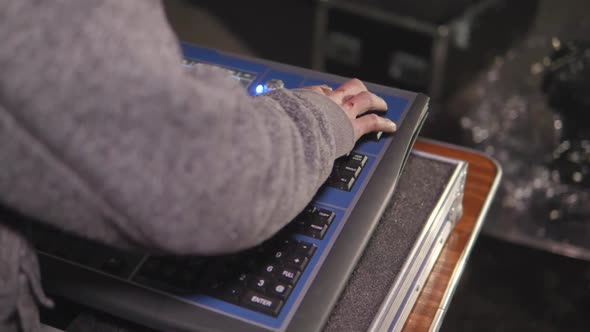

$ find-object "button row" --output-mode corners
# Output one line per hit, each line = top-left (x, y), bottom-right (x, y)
(134, 237), (317, 317)
(291, 206), (336, 240)
(326, 152), (368, 191)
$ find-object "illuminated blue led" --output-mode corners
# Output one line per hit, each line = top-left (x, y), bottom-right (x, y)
(255, 84), (265, 94)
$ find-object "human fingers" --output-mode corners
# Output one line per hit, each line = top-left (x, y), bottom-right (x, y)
(301, 85), (333, 95)
(352, 114), (397, 140)
(332, 78), (368, 98)
(341, 91), (388, 117)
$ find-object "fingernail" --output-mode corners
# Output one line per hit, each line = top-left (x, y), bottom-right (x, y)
(387, 120), (397, 131)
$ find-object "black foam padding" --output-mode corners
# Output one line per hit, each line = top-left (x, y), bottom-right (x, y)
(324, 153), (457, 332)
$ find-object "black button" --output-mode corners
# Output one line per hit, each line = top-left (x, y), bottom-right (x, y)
(327, 175), (355, 191)
(305, 206), (318, 214)
(291, 218), (307, 231)
(278, 267), (300, 285)
(269, 248), (289, 262)
(305, 222), (328, 239)
(277, 236), (297, 251)
(260, 263), (280, 277)
(270, 237), (296, 255)
(242, 291), (283, 316)
(338, 165), (362, 178)
(220, 284), (244, 304)
(286, 254), (309, 271)
(295, 242), (316, 257)
(350, 153), (368, 166)
(270, 282), (292, 300)
(249, 276), (270, 294)
(317, 209), (335, 225)
(236, 272), (250, 285)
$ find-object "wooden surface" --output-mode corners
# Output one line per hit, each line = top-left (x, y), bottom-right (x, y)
(401, 139), (501, 332)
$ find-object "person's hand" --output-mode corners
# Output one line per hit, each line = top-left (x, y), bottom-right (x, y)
(303, 78), (396, 140)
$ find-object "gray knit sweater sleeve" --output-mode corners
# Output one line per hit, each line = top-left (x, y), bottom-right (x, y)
(0, 0), (355, 255)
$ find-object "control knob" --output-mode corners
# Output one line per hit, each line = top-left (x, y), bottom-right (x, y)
(265, 79), (285, 90)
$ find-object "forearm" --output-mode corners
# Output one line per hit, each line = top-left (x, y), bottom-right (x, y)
(0, 0), (354, 254)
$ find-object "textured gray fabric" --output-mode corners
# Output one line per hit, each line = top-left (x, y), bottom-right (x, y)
(0, 221), (53, 332)
(324, 155), (457, 332)
(0, 1), (355, 331)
